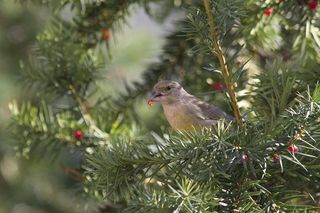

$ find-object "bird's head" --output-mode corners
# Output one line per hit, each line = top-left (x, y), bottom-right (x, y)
(148, 80), (184, 105)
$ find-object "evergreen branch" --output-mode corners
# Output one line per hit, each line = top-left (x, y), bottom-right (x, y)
(203, 0), (243, 127)
(84, 116), (320, 211)
(69, 85), (106, 139)
(250, 64), (298, 130)
(9, 101), (79, 159)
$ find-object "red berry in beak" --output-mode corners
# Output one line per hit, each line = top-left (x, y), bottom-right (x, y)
(147, 99), (153, 106)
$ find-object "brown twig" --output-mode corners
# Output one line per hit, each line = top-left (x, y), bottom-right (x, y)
(203, 0), (243, 128)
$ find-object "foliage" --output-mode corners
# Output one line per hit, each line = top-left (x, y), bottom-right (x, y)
(9, 0), (320, 212)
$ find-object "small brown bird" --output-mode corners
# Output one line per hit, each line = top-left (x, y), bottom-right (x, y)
(148, 80), (234, 131)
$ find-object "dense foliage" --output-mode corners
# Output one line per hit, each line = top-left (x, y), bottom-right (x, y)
(9, 0), (320, 212)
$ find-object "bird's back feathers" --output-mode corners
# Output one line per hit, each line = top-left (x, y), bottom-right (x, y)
(188, 96), (235, 121)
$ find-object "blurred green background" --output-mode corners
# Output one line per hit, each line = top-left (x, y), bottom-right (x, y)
(0, 1), (166, 212)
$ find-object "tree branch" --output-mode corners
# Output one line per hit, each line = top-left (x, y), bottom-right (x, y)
(69, 85), (107, 138)
(203, 0), (243, 128)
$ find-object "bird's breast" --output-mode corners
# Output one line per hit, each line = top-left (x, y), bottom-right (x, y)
(162, 103), (200, 131)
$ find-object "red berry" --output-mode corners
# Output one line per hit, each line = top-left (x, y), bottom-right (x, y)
(212, 82), (225, 91)
(308, 0), (318, 11)
(101, 28), (112, 41)
(264, 8), (273, 16)
(74, 130), (83, 140)
(288, 144), (298, 154)
(273, 154), (280, 162)
(147, 99), (153, 106)
(242, 154), (249, 161)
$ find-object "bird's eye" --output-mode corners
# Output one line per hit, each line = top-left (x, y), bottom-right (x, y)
(166, 86), (171, 91)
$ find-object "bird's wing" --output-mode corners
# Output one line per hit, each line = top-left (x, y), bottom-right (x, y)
(186, 96), (235, 122)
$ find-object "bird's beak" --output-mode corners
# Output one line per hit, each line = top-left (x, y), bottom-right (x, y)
(148, 91), (163, 102)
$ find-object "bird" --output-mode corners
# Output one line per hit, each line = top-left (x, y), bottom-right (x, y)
(147, 80), (234, 131)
